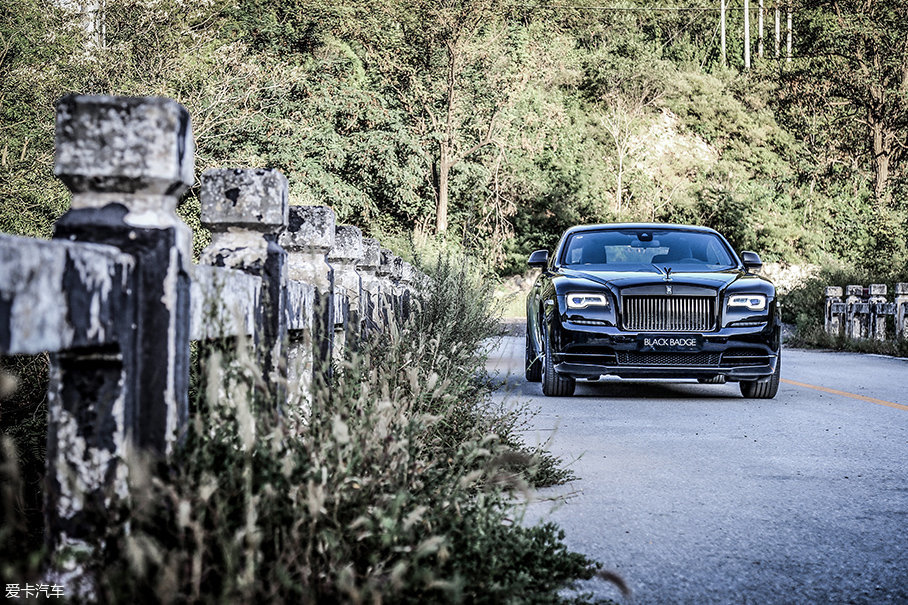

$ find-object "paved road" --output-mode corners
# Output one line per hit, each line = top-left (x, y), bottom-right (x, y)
(487, 337), (908, 604)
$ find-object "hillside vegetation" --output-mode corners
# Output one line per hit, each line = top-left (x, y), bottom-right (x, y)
(1, 0), (906, 277)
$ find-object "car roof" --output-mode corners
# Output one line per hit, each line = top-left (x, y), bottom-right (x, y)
(562, 223), (722, 236)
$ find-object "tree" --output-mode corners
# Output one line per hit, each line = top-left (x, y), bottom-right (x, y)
(335, 0), (524, 235)
(599, 89), (655, 215)
(791, 0), (908, 207)
(582, 38), (667, 216)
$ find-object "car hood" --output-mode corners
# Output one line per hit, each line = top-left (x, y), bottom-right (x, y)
(559, 267), (746, 289)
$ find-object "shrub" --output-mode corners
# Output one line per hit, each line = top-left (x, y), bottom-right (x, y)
(0, 354), (48, 583)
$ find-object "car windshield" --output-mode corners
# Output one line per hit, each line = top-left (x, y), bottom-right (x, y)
(561, 228), (737, 271)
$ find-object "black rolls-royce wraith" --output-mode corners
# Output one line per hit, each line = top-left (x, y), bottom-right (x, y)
(525, 224), (781, 398)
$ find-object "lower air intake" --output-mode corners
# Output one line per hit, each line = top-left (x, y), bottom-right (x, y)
(617, 352), (721, 366)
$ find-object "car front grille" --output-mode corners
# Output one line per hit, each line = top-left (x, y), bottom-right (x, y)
(621, 296), (715, 332)
(617, 352), (721, 366)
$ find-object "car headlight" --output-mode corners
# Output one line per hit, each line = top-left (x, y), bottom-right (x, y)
(566, 293), (609, 309)
(727, 294), (767, 311)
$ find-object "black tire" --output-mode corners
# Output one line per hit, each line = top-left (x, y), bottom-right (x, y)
(541, 327), (575, 397)
(525, 329), (542, 382)
(740, 352), (781, 399)
(698, 375), (726, 384)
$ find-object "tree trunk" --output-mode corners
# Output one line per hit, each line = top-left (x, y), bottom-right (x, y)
(870, 116), (891, 206)
(436, 143), (450, 234)
(435, 40), (458, 236)
(616, 154), (624, 214)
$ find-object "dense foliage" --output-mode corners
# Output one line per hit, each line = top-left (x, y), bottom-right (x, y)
(1, 0), (905, 275)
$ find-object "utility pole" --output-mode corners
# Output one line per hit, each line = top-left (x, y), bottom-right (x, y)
(775, 2), (781, 58)
(720, 0), (727, 67)
(758, 0), (764, 59)
(786, 3), (792, 63)
(744, 0), (751, 69)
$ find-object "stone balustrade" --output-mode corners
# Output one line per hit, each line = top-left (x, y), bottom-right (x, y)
(823, 283), (906, 341)
(0, 93), (427, 588)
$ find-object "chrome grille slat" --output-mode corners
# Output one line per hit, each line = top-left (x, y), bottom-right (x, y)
(622, 296), (715, 332)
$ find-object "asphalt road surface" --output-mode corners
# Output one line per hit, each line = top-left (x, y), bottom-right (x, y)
(487, 336), (908, 604)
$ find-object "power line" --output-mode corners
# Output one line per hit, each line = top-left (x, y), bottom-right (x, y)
(510, 4), (750, 11)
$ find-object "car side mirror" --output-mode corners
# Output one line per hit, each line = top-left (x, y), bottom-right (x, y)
(528, 249), (549, 268)
(741, 251), (762, 272)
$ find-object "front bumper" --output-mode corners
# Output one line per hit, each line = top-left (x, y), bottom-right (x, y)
(551, 320), (780, 381)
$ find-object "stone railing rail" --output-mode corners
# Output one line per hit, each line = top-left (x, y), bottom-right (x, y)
(0, 94), (424, 584)
(824, 283), (908, 341)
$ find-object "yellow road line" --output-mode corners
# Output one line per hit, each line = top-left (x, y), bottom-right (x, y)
(781, 378), (908, 412)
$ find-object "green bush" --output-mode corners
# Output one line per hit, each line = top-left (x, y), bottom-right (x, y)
(0, 354), (49, 582)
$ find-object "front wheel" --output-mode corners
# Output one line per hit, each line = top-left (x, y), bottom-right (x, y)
(740, 352), (781, 399)
(541, 327), (575, 397)
(525, 329), (541, 382)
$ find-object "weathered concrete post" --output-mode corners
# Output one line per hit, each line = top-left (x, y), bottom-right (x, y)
(379, 249), (405, 323)
(376, 248), (396, 327)
(50, 94), (194, 585)
(824, 286), (844, 337)
(895, 283), (908, 340)
(357, 237), (382, 337)
(399, 260), (416, 321)
(867, 284), (888, 341)
(845, 285), (867, 339)
(390, 254), (404, 320)
(280, 205), (336, 401)
(327, 225), (364, 360)
(200, 168), (289, 406)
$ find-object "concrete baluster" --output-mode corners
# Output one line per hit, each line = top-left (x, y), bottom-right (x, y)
(399, 260), (416, 321)
(280, 205), (336, 399)
(824, 286), (844, 337)
(357, 238), (382, 337)
(844, 285), (866, 339)
(327, 225), (364, 359)
(867, 284), (888, 341)
(895, 283), (908, 340)
(379, 250), (405, 323)
(388, 252), (404, 320)
(376, 248), (396, 327)
(200, 168), (289, 406)
(50, 94), (194, 589)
